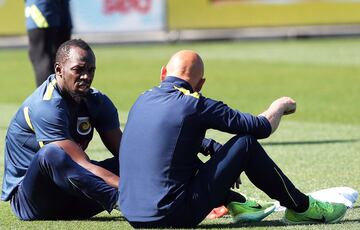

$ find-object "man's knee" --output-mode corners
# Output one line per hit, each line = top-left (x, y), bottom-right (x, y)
(222, 134), (264, 162)
(233, 134), (259, 149)
(36, 144), (68, 168)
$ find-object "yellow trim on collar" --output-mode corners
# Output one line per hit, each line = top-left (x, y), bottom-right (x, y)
(174, 86), (200, 99)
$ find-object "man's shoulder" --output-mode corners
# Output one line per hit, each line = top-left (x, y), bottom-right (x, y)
(32, 85), (65, 104)
(88, 87), (102, 96)
(85, 88), (118, 117)
(22, 86), (67, 119)
(86, 87), (111, 104)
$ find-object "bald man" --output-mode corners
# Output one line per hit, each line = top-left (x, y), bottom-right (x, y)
(119, 50), (347, 228)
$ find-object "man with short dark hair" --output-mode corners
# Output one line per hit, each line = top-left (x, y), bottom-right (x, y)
(119, 50), (347, 228)
(1, 39), (121, 220)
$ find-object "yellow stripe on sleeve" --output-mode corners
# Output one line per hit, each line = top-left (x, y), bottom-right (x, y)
(24, 106), (45, 148)
(43, 78), (57, 100)
(23, 106), (34, 131)
(29, 4), (49, 28)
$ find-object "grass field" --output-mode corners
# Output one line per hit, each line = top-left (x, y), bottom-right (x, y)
(0, 38), (359, 229)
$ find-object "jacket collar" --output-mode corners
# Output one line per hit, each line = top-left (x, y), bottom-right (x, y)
(161, 76), (194, 93)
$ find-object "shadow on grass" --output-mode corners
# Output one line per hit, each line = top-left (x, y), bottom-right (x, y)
(89, 216), (126, 222)
(262, 139), (359, 146)
(30, 216), (126, 222)
(200, 218), (360, 228)
(342, 219), (360, 224)
(199, 219), (286, 228)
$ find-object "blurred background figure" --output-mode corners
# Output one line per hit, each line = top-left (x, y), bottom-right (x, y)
(25, 0), (72, 87)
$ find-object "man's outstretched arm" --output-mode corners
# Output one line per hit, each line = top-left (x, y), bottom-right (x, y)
(259, 96), (296, 134)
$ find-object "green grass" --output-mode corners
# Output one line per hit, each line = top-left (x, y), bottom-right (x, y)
(0, 38), (359, 229)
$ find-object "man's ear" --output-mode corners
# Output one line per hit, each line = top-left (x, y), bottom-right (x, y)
(55, 62), (62, 77)
(194, 78), (206, 92)
(160, 66), (167, 82)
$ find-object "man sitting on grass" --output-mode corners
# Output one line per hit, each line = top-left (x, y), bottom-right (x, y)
(1, 39), (121, 220)
(119, 50), (348, 228)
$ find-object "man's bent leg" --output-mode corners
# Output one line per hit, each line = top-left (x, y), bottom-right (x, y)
(178, 135), (309, 227)
(11, 144), (118, 220)
(155, 135), (253, 227)
(243, 137), (309, 212)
